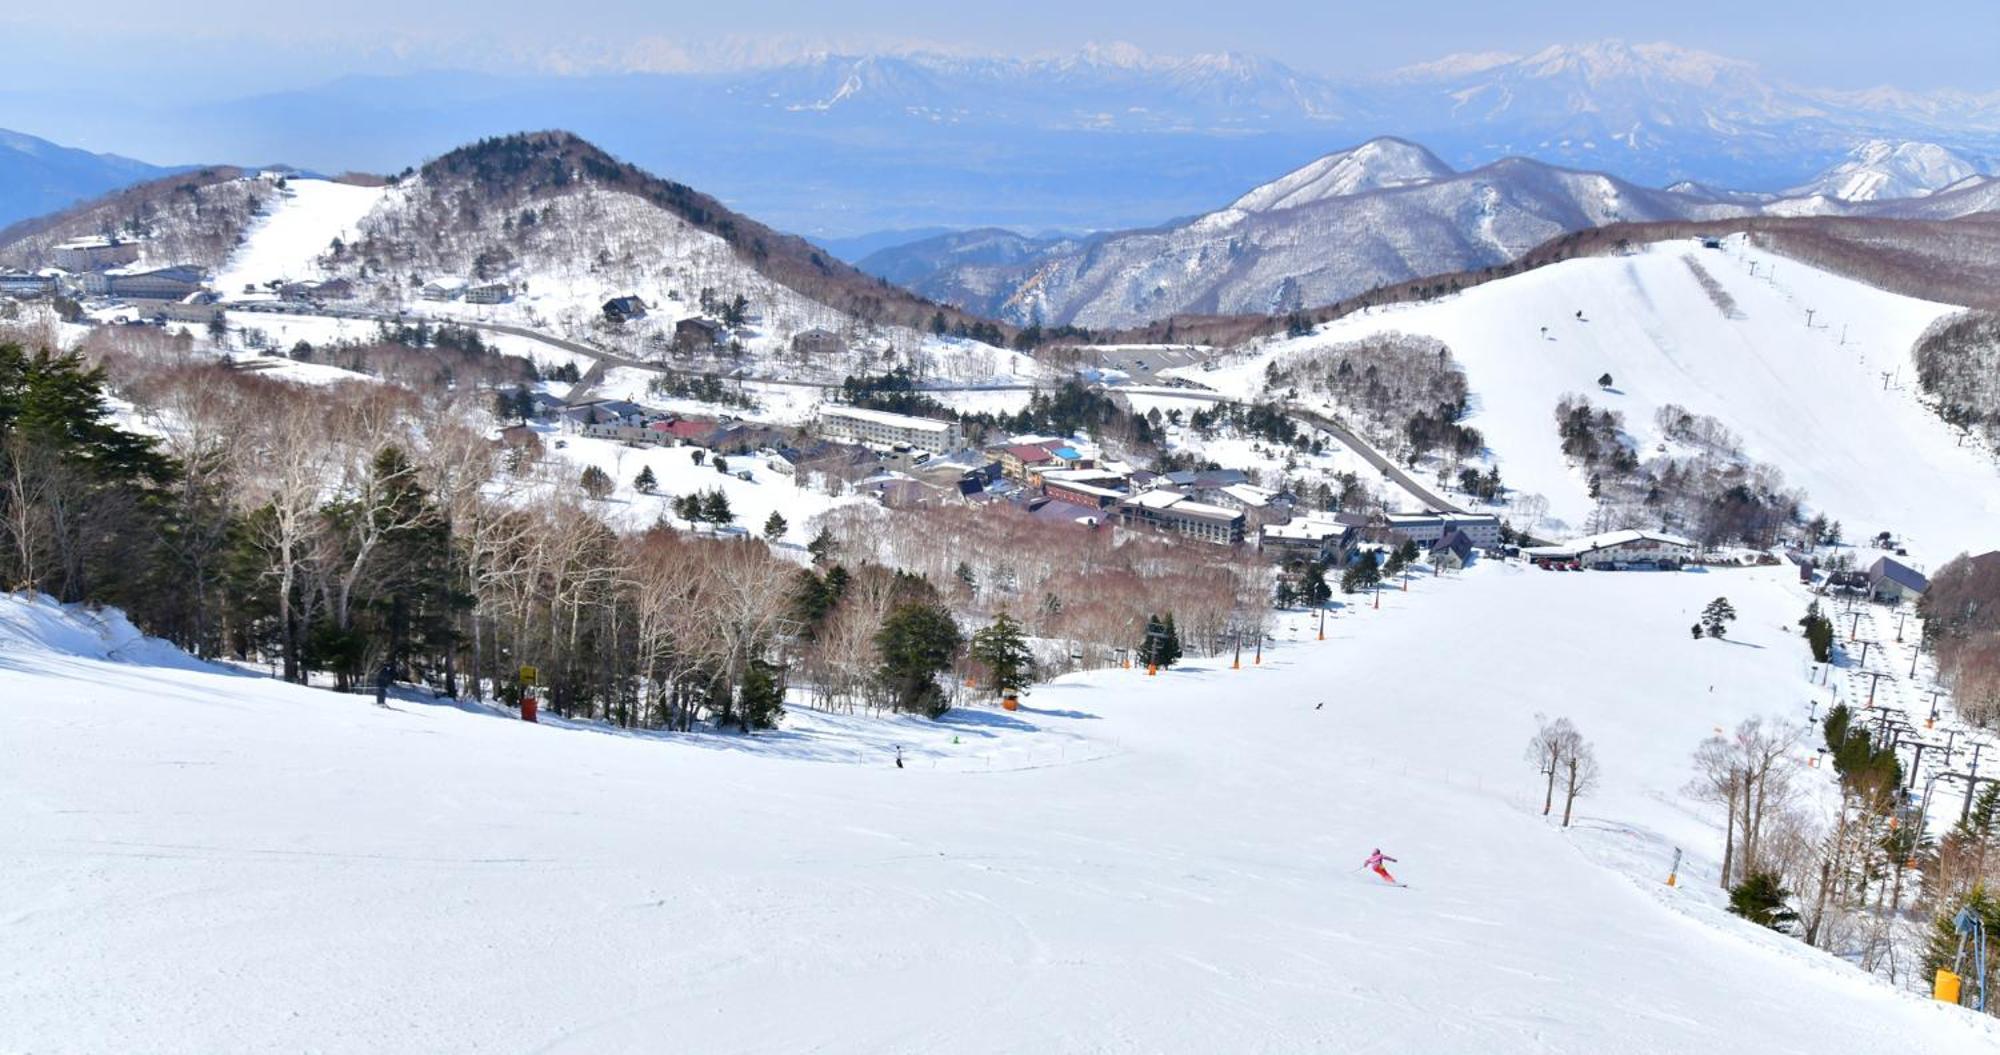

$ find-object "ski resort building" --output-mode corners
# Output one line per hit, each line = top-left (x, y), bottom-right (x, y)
(1524, 529), (1697, 569)
(790, 328), (847, 358)
(51, 237), (140, 272)
(78, 265), (206, 301)
(1259, 512), (1360, 563)
(1380, 511), (1502, 548)
(1430, 530), (1477, 571)
(1041, 477), (1126, 511)
(420, 278), (467, 301)
(1115, 489), (1245, 546)
(1866, 556), (1928, 604)
(672, 316), (726, 350)
(0, 270), (55, 296)
(819, 405), (962, 453)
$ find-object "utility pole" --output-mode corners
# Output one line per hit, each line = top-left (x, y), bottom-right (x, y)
(1865, 670), (1888, 708)
(1858, 640), (1872, 668)
(1805, 308), (1816, 328)
(1850, 609), (1862, 641)
(1967, 743), (1988, 824)
(1896, 610), (1907, 642)
(1317, 605), (1325, 641)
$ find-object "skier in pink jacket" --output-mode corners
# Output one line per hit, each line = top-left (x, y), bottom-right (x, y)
(1363, 849), (1398, 884)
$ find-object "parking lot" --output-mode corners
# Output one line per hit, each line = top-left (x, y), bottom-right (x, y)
(1080, 344), (1213, 384)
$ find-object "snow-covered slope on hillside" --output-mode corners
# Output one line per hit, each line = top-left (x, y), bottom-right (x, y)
(5, 567), (1994, 1053)
(208, 172), (1038, 389)
(1186, 238), (2000, 560)
(211, 178), (388, 292)
(1784, 140), (1984, 202)
(971, 150), (1746, 327)
(1225, 138), (1456, 213)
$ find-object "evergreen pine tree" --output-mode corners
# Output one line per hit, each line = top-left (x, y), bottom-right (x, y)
(807, 526), (837, 566)
(701, 489), (733, 525)
(969, 611), (1035, 698)
(1138, 614), (1169, 668)
(762, 510), (787, 541)
(875, 601), (963, 718)
(737, 657), (785, 730)
(634, 465), (658, 494)
(1701, 597), (1737, 638)
(1727, 871), (1798, 932)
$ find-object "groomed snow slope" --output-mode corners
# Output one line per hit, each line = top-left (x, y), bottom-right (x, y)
(211, 179), (388, 293)
(1187, 237), (2000, 561)
(5, 568), (1993, 1053)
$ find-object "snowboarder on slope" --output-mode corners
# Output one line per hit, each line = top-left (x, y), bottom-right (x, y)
(894, 745), (904, 769)
(1363, 848), (1398, 884)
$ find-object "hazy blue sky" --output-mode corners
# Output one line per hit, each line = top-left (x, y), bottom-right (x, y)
(2, 0), (1994, 101)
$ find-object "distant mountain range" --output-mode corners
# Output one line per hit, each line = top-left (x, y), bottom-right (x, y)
(6, 39), (1999, 235)
(860, 135), (2000, 328)
(0, 128), (179, 231)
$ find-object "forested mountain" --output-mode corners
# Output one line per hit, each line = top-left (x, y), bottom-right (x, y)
(0, 128), (177, 231)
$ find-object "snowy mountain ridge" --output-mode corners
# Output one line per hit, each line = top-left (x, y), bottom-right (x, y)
(1784, 139), (1987, 202)
(907, 143), (1744, 328)
(1225, 137), (1457, 214)
(874, 136), (2000, 328)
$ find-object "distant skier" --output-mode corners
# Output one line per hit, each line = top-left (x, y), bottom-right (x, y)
(1363, 848), (1399, 885)
(894, 745), (904, 770)
(374, 663), (392, 707)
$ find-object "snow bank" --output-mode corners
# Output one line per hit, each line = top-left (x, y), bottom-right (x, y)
(0, 592), (210, 671)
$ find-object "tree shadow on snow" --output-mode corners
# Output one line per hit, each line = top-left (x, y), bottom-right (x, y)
(998, 705), (1101, 722)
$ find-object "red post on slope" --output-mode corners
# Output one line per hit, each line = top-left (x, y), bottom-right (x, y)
(521, 696), (539, 723)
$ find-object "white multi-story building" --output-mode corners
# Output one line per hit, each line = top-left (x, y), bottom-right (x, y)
(51, 237), (140, 272)
(1524, 529), (1697, 569)
(820, 405), (962, 452)
(1381, 511), (1502, 549)
(1115, 489), (1245, 546)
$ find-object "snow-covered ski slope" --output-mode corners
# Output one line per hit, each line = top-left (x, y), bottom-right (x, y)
(211, 178), (388, 293)
(1185, 237), (2000, 561)
(6, 566), (1995, 1053)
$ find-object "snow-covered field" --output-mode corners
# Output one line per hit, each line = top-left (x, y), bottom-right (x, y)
(536, 431), (858, 542)
(1181, 238), (2000, 562)
(581, 367), (831, 424)
(6, 563), (1994, 1053)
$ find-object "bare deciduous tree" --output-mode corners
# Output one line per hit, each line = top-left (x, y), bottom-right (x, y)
(1527, 715), (1580, 817)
